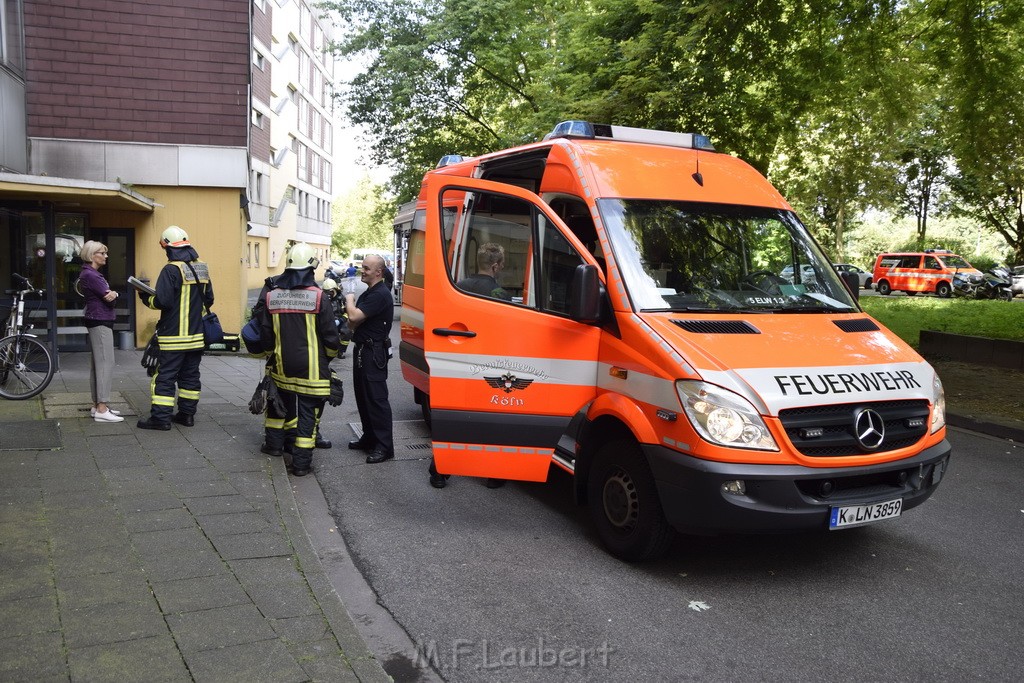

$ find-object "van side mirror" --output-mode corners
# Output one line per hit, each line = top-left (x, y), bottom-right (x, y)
(839, 272), (860, 301)
(569, 264), (602, 323)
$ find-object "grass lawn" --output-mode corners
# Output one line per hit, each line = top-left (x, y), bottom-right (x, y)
(860, 296), (1024, 348)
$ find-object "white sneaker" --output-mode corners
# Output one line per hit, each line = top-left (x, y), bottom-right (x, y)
(91, 407), (122, 417)
(94, 410), (125, 423)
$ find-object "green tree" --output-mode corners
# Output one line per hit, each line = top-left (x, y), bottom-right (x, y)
(324, 0), (566, 201)
(331, 175), (396, 262)
(323, 0), (1021, 262)
(934, 0), (1024, 263)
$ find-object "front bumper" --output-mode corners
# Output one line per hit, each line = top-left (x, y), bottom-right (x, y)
(645, 440), (951, 534)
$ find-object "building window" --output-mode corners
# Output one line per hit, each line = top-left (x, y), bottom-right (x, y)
(253, 49), (266, 70)
(296, 143), (308, 182)
(247, 241), (252, 267)
(255, 243), (260, 268)
(298, 98), (309, 137)
(252, 171), (266, 204)
(1, 0), (25, 74)
(251, 109), (264, 128)
(310, 152), (320, 188)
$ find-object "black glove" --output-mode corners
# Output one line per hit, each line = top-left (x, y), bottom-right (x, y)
(141, 334), (159, 377)
(327, 372), (344, 406)
(266, 377), (286, 414)
(248, 375), (270, 415)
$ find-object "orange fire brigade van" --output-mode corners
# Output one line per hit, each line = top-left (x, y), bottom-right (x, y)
(872, 250), (980, 298)
(400, 121), (950, 561)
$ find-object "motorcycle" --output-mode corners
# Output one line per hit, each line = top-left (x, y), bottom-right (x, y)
(980, 266), (1014, 301)
(986, 265), (1016, 300)
(951, 269), (981, 298)
(951, 267), (1013, 300)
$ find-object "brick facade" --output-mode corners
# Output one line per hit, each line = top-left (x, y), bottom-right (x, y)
(24, 0), (250, 147)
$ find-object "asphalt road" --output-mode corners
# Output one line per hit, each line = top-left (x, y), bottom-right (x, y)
(316, 351), (1024, 682)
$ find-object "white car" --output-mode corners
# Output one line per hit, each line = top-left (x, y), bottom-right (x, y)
(779, 264), (817, 283)
(1011, 266), (1024, 296)
(833, 263), (873, 289)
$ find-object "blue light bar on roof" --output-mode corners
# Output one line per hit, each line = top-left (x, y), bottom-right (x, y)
(436, 155), (465, 168)
(544, 120), (715, 151)
(544, 120), (596, 140)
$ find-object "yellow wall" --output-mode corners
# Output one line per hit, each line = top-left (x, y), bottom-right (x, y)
(132, 186), (247, 344)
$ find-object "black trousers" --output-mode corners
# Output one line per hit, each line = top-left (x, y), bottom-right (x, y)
(264, 387), (325, 469)
(353, 342), (393, 454)
(149, 349), (202, 422)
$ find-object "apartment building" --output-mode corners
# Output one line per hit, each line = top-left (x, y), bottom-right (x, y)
(0, 0), (335, 356)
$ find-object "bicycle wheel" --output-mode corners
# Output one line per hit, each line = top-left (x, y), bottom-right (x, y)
(0, 334), (55, 400)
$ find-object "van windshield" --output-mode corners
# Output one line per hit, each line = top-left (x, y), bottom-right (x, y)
(597, 199), (858, 313)
(938, 254), (973, 269)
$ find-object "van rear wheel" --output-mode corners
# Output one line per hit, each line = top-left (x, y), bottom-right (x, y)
(415, 388), (432, 429)
(587, 439), (673, 562)
(936, 282), (952, 298)
(877, 280), (891, 296)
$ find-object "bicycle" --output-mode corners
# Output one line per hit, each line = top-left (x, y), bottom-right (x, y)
(0, 273), (55, 400)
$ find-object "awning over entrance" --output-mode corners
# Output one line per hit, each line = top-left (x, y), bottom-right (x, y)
(0, 172), (157, 212)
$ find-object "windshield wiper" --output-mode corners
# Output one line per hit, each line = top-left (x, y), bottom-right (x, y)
(771, 306), (841, 313)
(640, 306), (724, 313)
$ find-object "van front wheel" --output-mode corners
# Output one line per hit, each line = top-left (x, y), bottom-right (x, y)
(936, 282), (952, 298)
(587, 439), (673, 562)
(877, 280), (892, 296)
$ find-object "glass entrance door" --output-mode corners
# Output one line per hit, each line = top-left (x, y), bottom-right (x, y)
(52, 214), (88, 351)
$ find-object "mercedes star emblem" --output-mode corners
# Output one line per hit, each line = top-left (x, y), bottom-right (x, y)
(854, 408), (885, 450)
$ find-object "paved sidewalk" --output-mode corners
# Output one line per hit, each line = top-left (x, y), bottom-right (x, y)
(0, 350), (391, 683)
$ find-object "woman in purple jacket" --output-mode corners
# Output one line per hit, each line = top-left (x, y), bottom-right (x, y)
(79, 241), (124, 422)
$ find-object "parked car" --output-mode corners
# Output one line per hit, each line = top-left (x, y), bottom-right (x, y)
(1011, 265), (1024, 297)
(779, 264), (817, 283)
(833, 263), (873, 289)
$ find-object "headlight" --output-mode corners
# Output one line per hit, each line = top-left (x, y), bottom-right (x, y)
(931, 374), (946, 433)
(676, 381), (778, 451)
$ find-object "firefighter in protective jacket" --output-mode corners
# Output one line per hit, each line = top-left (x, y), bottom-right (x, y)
(137, 225), (214, 430)
(255, 242), (340, 476)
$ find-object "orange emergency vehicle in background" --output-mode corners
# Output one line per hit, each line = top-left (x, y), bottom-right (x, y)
(872, 250), (981, 298)
(399, 120), (951, 561)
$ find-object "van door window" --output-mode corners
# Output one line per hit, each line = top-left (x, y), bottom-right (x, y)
(923, 256), (941, 270)
(441, 188), (585, 313)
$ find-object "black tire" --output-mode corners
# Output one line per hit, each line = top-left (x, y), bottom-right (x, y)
(935, 281), (952, 298)
(587, 439), (673, 562)
(877, 280), (891, 296)
(0, 335), (55, 400)
(416, 389), (432, 429)
(864, 278), (872, 290)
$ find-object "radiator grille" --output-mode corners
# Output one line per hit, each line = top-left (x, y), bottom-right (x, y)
(779, 399), (929, 456)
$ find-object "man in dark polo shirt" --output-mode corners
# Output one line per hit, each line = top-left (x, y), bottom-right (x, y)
(343, 254), (394, 463)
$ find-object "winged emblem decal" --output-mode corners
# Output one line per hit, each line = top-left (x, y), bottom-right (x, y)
(484, 373), (534, 393)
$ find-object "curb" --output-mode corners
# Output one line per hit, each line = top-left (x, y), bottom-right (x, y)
(946, 411), (1024, 443)
(269, 456), (392, 683)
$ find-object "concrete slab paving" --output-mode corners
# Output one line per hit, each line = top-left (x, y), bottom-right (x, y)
(0, 349), (392, 682)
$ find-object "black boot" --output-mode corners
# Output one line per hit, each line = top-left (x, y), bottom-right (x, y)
(137, 417), (171, 431)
